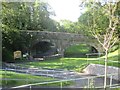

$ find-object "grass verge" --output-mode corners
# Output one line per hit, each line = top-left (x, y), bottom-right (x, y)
(1, 70), (73, 88)
(17, 49), (119, 72)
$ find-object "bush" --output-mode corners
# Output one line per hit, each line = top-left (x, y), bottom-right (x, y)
(2, 48), (14, 62)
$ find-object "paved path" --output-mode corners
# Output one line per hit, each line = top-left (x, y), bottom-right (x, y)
(3, 63), (119, 88)
(3, 67), (86, 79)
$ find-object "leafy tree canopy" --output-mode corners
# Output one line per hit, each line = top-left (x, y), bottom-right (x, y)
(2, 1), (58, 62)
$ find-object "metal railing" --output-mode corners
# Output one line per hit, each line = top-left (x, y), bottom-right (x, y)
(1, 54), (119, 89)
(1, 72), (119, 89)
(1, 68), (76, 79)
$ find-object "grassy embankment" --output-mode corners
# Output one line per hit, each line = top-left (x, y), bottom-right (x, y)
(2, 44), (118, 87)
(21, 44), (119, 72)
(1, 70), (72, 88)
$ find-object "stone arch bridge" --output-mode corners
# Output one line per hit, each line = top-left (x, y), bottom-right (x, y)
(21, 31), (103, 57)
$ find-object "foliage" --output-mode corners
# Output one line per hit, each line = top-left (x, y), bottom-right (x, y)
(78, 1), (119, 51)
(2, 48), (13, 62)
(2, 1), (58, 62)
(78, 1), (119, 88)
(59, 20), (76, 33)
(2, 2), (57, 30)
(2, 25), (36, 62)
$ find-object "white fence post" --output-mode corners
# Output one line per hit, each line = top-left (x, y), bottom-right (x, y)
(110, 75), (113, 88)
(30, 85), (32, 90)
(88, 78), (90, 88)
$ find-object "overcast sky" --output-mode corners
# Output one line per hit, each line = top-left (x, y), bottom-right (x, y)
(48, 0), (82, 22)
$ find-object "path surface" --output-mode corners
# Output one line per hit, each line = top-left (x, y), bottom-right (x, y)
(2, 63), (119, 88)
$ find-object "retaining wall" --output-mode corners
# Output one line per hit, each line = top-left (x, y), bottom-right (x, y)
(83, 64), (120, 81)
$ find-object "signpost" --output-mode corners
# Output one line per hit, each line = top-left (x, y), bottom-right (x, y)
(14, 51), (22, 60)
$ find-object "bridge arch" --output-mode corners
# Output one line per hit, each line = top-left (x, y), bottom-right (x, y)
(30, 40), (57, 58)
(60, 41), (102, 57)
(22, 31), (104, 57)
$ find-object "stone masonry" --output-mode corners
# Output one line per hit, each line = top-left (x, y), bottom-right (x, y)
(21, 31), (104, 56)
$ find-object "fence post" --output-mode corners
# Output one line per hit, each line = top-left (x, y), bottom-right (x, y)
(26, 70), (28, 84)
(15, 65), (16, 72)
(53, 70), (55, 79)
(66, 71), (67, 79)
(87, 55), (89, 65)
(88, 78), (89, 88)
(99, 53), (100, 64)
(5, 68), (7, 85)
(21, 66), (23, 72)
(110, 75), (113, 88)
(30, 85), (32, 90)
(66, 69), (68, 79)
(47, 70), (48, 77)
(60, 82), (62, 89)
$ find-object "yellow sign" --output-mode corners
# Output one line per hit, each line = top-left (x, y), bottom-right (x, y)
(14, 51), (22, 59)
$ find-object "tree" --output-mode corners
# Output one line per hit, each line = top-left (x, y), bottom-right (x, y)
(58, 20), (83, 34)
(2, 1), (57, 62)
(79, 1), (119, 88)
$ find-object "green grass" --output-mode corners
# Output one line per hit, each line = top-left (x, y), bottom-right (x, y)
(2, 46), (119, 88)
(1, 70), (73, 88)
(1, 70), (55, 87)
(25, 58), (89, 71)
(65, 44), (90, 54)
(64, 44), (91, 57)
(17, 49), (119, 72)
(101, 49), (119, 61)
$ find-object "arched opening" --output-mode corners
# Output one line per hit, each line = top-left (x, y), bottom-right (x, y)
(90, 46), (98, 53)
(64, 44), (98, 58)
(31, 41), (57, 58)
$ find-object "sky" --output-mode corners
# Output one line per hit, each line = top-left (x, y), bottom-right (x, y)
(47, 0), (82, 22)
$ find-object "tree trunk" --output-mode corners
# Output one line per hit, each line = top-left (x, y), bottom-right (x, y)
(104, 50), (108, 88)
